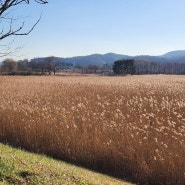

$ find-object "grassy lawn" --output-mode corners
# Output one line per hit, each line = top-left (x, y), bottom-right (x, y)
(0, 143), (135, 185)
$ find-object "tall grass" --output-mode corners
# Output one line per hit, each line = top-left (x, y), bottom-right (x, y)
(0, 75), (185, 185)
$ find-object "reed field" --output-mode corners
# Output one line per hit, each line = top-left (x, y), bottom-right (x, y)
(0, 75), (185, 185)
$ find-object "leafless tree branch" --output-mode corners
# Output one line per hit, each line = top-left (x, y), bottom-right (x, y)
(0, 0), (48, 56)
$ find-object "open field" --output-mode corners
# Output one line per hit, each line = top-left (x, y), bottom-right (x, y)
(0, 75), (185, 185)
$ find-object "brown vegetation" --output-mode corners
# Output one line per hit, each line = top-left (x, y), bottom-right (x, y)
(0, 75), (185, 185)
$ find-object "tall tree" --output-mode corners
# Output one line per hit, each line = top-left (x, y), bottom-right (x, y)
(45, 56), (61, 75)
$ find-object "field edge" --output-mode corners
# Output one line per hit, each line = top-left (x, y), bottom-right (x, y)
(0, 143), (135, 185)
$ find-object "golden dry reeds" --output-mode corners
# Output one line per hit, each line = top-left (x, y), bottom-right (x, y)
(0, 75), (185, 185)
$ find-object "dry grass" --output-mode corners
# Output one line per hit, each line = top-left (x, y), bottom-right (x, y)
(0, 75), (185, 185)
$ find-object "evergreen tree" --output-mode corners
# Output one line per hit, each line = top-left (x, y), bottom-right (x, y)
(113, 59), (136, 75)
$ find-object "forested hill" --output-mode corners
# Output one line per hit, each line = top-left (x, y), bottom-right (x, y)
(31, 50), (185, 67)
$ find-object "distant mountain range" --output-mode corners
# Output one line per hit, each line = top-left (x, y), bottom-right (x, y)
(44, 50), (185, 66)
(2, 50), (185, 67)
(62, 50), (185, 66)
(63, 53), (129, 66)
(161, 50), (185, 58)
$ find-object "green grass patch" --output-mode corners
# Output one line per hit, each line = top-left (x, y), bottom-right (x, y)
(0, 143), (134, 185)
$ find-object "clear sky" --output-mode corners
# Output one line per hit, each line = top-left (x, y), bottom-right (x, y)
(2, 0), (185, 60)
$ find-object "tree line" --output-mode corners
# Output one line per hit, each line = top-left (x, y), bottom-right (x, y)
(0, 57), (73, 75)
(113, 59), (185, 75)
(0, 57), (110, 75)
(1, 58), (185, 75)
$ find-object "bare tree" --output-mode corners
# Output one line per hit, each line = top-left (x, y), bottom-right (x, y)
(1, 58), (17, 73)
(45, 56), (60, 75)
(0, 0), (48, 56)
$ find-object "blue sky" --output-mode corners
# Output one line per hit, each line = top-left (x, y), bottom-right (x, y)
(2, 0), (185, 60)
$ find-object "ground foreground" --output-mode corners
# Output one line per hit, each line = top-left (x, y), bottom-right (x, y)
(0, 75), (185, 185)
(0, 143), (133, 185)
